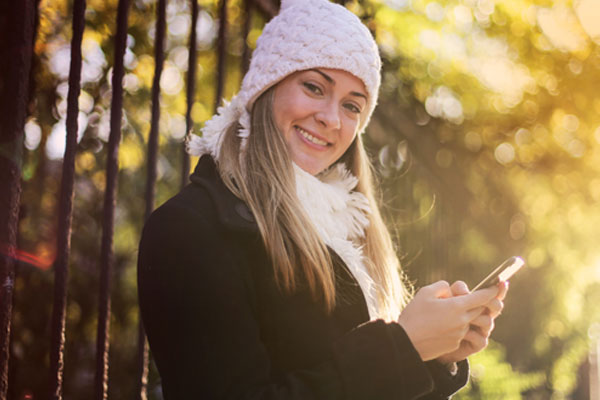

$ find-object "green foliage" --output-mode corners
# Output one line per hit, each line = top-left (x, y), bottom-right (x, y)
(456, 341), (545, 400)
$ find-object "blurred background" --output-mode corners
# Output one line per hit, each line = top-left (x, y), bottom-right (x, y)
(5, 0), (600, 398)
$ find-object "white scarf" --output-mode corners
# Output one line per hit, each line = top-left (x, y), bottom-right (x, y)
(186, 99), (380, 319)
(294, 163), (379, 319)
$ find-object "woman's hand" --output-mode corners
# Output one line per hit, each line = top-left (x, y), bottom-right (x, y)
(436, 280), (509, 364)
(397, 280), (501, 362)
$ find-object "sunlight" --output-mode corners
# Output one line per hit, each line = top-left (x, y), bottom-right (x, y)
(424, 86), (464, 124)
(575, 0), (600, 43)
(537, 5), (589, 52)
(470, 56), (532, 102)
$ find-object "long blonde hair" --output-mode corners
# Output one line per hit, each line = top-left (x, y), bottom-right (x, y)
(218, 87), (412, 320)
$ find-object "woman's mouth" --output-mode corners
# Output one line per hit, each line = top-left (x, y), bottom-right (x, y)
(295, 126), (329, 147)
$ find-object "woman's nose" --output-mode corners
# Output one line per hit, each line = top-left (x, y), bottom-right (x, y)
(315, 101), (341, 130)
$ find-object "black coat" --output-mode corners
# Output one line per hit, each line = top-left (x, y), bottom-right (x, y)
(137, 155), (469, 400)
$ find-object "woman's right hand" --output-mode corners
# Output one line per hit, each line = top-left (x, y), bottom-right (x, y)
(397, 281), (500, 361)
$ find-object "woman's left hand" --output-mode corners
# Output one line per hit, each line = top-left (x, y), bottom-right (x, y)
(436, 280), (508, 364)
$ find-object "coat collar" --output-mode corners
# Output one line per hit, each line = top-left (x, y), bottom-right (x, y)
(189, 155), (259, 233)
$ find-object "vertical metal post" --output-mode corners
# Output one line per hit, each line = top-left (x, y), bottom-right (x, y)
(250, 0), (277, 17)
(240, 0), (252, 77)
(214, 0), (227, 112)
(136, 0), (167, 398)
(182, 0), (199, 188)
(94, 0), (130, 397)
(48, 0), (86, 398)
(0, 0), (36, 397)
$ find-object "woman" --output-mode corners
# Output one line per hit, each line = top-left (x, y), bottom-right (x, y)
(137, 0), (507, 399)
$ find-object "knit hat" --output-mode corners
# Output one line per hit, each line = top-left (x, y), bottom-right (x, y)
(187, 0), (382, 159)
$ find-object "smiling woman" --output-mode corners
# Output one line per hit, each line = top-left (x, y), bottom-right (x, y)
(137, 0), (507, 399)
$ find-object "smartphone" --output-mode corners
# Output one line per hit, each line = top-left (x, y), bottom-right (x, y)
(472, 256), (525, 291)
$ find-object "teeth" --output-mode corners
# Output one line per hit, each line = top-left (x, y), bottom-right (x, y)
(296, 126), (328, 146)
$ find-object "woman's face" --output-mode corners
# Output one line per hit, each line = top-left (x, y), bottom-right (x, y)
(272, 68), (368, 175)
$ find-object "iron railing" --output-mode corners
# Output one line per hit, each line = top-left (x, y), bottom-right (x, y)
(0, 0), (277, 398)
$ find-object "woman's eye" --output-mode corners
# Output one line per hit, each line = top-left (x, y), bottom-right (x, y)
(344, 103), (361, 114)
(303, 82), (323, 95)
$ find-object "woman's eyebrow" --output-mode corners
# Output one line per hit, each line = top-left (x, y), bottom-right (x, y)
(310, 68), (335, 84)
(350, 91), (367, 101)
(309, 69), (368, 101)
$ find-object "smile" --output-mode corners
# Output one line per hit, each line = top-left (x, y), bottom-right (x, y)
(295, 126), (329, 146)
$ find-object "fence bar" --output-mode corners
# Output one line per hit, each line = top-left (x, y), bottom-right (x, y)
(0, 0), (36, 396)
(94, 0), (131, 397)
(250, 0), (277, 18)
(48, 0), (86, 397)
(145, 0), (166, 212)
(241, 0), (252, 76)
(214, 0), (227, 112)
(135, 0), (167, 397)
(181, 0), (199, 189)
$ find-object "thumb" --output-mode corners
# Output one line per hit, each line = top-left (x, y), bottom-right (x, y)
(450, 280), (470, 296)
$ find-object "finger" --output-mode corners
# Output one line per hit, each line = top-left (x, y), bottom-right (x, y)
(463, 329), (488, 352)
(458, 286), (499, 310)
(496, 281), (509, 301)
(486, 298), (504, 319)
(470, 314), (494, 336)
(450, 281), (470, 296)
(425, 280), (452, 299)
(465, 306), (487, 322)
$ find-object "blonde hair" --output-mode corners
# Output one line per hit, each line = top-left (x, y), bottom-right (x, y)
(218, 87), (412, 320)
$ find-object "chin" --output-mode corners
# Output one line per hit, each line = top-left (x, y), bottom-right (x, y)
(294, 159), (327, 176)
(298, 165), (322, 176)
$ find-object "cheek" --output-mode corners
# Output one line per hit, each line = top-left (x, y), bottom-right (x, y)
(273, 94), (301, 131)
(341, 119), (360, 146)
(271, 97), (286, 130)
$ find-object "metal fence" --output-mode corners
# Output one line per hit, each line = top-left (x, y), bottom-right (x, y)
(0, 0), (276, 398)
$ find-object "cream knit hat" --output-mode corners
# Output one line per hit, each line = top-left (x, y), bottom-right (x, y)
(187, 0), (382, 158)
